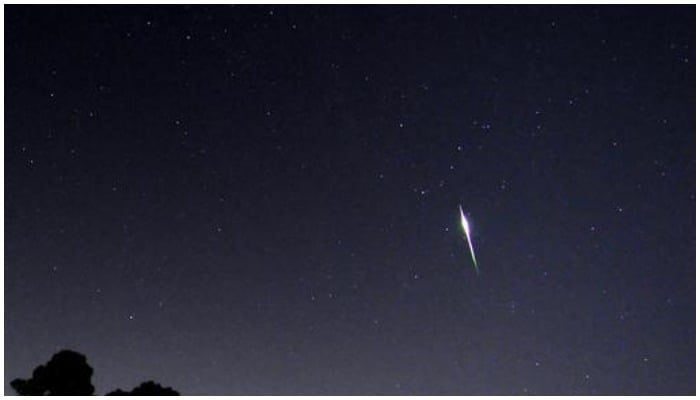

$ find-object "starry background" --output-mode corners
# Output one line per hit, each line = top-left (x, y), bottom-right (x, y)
(4, 5), (695, 395)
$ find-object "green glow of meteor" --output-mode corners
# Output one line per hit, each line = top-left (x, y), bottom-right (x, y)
(459, 205), (479, 275)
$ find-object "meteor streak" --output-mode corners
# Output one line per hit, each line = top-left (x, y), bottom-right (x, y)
(459, 205), (479, 275)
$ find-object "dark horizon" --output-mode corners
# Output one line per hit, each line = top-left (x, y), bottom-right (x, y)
(5, 5), (695, 395)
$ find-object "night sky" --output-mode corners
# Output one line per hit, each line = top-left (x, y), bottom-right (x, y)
(5, 5), (695, 395)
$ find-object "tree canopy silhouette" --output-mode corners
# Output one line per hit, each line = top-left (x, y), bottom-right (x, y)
(11, 349), (179, 396)
(10, 349), (95, 395)
(106, 381), (180, 395)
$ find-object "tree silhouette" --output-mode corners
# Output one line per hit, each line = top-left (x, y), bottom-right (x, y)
(10, 349), (95, 395)
(11, 349), (179, 396)
(106, 381), (179, 395)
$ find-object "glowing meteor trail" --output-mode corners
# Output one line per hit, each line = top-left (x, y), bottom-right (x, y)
(459, 205), (479, 275)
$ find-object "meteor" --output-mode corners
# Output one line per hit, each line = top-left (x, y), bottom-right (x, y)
(459, 205), (479, 275)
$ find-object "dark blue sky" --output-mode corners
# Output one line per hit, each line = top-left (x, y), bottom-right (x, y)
(5, 5), (695, 395)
